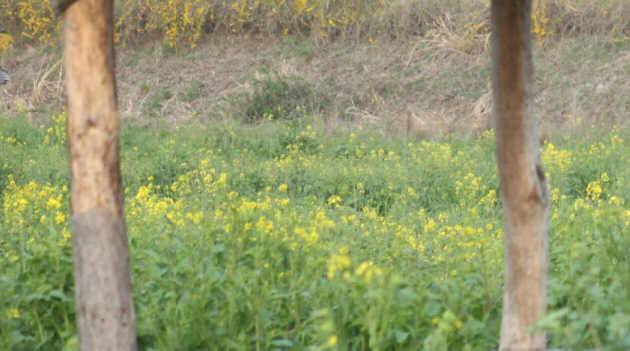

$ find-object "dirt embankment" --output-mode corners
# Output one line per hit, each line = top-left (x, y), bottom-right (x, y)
(1, 34), (629, 137)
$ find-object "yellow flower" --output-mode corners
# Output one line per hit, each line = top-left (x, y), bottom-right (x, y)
(185, 211), (203, 225)
(278, 184), (288, 192)
(455, 320), (463, 329)
(135, 185), (151, 203)
(327, 195), (342, 206)
(423, 219), (436, 233)
(215, 173), (228, 186)
(47, 197), (61, 209)
(7, 308), (20, 319)
(586, 180), (602, 200)
(327, 250), (351, 279)
(355, 261), (372, 277)
(55, 211), (66, 224)
(326, 334), (338, 347)
(355, 261), (382, 283)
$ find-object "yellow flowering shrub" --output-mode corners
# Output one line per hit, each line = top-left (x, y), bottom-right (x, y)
(532, 0), (552, 45)
(0, 33), (14, 53)
(0, 0), (606, 52)
(113, 0), (382, 49)
(0, 0), (59, 49)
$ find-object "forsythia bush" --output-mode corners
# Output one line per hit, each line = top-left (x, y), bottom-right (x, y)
(0, 32), (14, 52)
(531, 0), (552, 44)
(114, 0), (208, 48)
(0, 0), (383, 51)
(114, 0), (383, 49)
(0, 0), (564, 53)
(0, 0), (59, 49)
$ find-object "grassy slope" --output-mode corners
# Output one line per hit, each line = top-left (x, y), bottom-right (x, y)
(2, 31), (630, 137)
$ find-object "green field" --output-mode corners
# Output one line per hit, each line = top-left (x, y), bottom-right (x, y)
(1, 114), (629, 350)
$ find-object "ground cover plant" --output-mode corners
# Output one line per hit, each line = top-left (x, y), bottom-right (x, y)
(1, 113), (629, 350)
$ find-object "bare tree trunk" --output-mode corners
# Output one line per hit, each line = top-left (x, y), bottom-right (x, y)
(63, 0), (137, 349)
(491, 1), (549, 350)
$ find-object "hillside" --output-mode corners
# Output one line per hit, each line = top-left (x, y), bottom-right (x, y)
(2, 31), (629, 137)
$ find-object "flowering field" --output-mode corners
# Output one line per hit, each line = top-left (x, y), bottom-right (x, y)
(1, 114), (629, 350)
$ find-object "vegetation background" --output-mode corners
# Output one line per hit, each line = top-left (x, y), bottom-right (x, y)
(1, 0), (629, 350)
(1, 0), (629, 135)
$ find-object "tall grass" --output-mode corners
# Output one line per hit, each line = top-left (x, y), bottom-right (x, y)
(1, 114), (629, 350)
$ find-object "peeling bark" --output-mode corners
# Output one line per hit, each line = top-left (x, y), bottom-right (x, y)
(491, 0), (549, 350)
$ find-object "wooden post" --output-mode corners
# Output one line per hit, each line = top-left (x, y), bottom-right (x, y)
(491, 1), (549, 350)
(62, 0), (138, 349)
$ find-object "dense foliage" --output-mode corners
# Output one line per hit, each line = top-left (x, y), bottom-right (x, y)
(1, 113), (629, 350)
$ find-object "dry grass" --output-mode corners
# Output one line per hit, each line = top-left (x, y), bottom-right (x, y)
(547, 0), (630, 37)
(2, 0), (628, 50)
(0, 12), (628, 137)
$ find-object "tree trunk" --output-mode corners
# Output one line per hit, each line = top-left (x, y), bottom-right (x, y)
(63, 0), (137, 349)
(491, 1), (549, 350)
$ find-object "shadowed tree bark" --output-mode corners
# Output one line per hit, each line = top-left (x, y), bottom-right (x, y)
(491, 1), (549, 350)
(62, 0), (138, 349)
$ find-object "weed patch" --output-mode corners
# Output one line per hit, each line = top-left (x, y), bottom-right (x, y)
(146, 89), (173, 114)
(244, 76), (329, 123)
